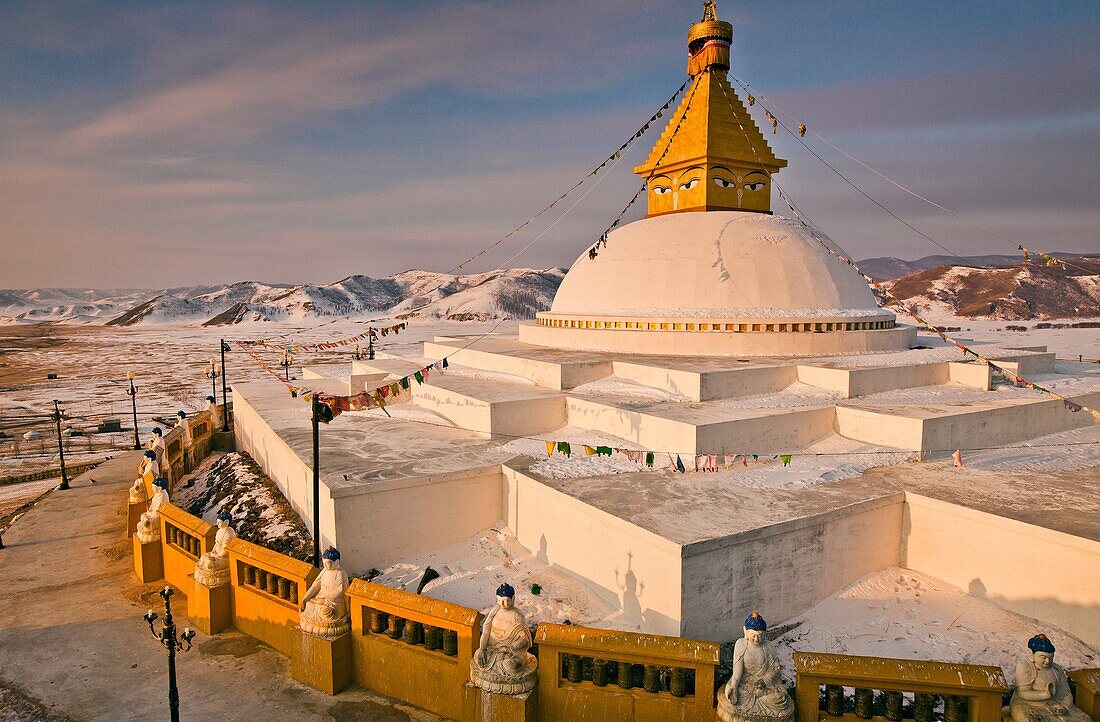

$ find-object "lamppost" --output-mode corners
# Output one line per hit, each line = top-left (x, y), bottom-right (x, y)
(281, 350), (294, 381)
(219, 340), (230, 432)
(126, 372), (140, 450)
(52, 400), (69, 491)
(310, 396), (333, 567)
(206, 359), (220, 401)
(143, 586), (196, 722)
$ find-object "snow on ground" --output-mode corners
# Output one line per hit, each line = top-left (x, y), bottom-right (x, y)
(0, 478), (57, 525)
(372, 526), (620, 629)
(571, 376), (686, 402)
(773, 567), (1099, 675)
(917, 317), (1100, 360)
(500, 426), (646, 479)
(920, 423), (1100, 474)
(173, 451), (313, 561)
(712, 381), (842, 409)
(433, 363), (536, 386)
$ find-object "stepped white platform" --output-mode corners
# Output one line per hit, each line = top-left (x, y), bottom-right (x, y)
(233, 331), (1100, 646)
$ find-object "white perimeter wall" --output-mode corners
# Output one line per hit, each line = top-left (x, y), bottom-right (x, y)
(502, 462), (684, 637)
(902, 494), (1100, 648)
(680, 495), (905, 641)
(233, 391), (338, 552)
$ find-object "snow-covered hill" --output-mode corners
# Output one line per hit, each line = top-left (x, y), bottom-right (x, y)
(885, 258), (1100, 320)
(1, 268), (565, 327)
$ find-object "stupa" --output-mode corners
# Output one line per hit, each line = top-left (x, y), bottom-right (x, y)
(520, 2), (915, 356)
(232, 1), (1100, 650)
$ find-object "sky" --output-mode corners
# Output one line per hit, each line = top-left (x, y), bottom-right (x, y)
(1, 1), (1097, 289)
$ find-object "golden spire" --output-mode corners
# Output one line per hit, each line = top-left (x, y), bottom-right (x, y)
(634, 2), (786, 216)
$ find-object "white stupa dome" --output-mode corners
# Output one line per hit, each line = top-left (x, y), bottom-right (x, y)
(551, 212), (888, 321)
(518, 212), (914, 356)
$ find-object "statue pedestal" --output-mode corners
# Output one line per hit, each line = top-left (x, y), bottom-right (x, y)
(133, 536), (163, 583)
(126, 501), (145, 537)
(188, 576), (232, 635)
(463, 683), (537, 722)
(291, 629), (351, 695)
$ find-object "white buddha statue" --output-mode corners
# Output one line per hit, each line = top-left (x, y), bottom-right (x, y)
(139, 449), (160, 479)
(147, 428), (165, 459)
(1005, 634), (1090, 722)
(469, 583), (538, 695)
(298, 547), (350, 638)
(128, 474), (148, 504)
(176, 410), (192, 447)
(718, 612), (794, 722)
(135, 477), (170, 544)
(205, 396), (222, 430)
(194, 511), (236, 587)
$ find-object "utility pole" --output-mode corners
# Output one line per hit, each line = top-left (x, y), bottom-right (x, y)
(311, 396), (321, 567)
(126, 372), (140, 450)
(53, 400), (69, 491)
(219, 340), (230, 432)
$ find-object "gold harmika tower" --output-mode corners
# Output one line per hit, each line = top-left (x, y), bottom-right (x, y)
(634, 1), (786, 216)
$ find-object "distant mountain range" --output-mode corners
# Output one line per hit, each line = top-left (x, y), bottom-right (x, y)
(883, 257), (1100, 320)
(858, 252), (1098, 281)
(3, 251), (1096, 326)
(0, 268), (565, 326)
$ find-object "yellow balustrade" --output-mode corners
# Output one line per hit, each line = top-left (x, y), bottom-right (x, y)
(347, 580), (482, 721)
(158, 503), (214, 593)
(227, 538), (316, 657)
(793, 652), (1010, 722)
(534, 622), (720, 721)
(1069, 669), (1100, 722)
(162, 426), (186, 485)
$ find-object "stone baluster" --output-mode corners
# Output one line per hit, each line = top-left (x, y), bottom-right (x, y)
(883, 690), (904, 721)
(643, 664), (660, 693)
(592, 658), (609, 687)
(913, 692), (936, 722)
(944, 695), (967, 722)
(854, 688), (874, 719)
(669, 666), (690, 698)
(423, 625), (441, 650)
(442, 629), (458, 656)
(369, 609), (388, 634)
(617, 660), (633, 689)
(404, 620), (423, 645)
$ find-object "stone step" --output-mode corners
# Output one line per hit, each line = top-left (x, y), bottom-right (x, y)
(836, 390), (1100, 453)
(424, 336), (612, 390)
(410, 376), (565, 439)
(611, 359), (796, 401)
(564, 394), (836, 456)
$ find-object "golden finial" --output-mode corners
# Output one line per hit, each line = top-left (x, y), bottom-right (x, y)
(702, 1), (718, 22)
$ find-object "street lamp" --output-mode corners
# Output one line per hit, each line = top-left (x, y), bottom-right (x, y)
(281, 350), (294, 381)
(52, 400), (69, 490)
(143, 586), (196, 722)
(206, 359), (220, 400)
(126, 372), (140, 450)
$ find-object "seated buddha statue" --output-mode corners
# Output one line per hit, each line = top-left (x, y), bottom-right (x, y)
(205, 396), (222, 430)
(469, 583), (538, 695)
(135, 477), (169, 544)
(718, 612), (795, 722)
(298, 547), (350, 638)
(194, 511), (236, 587)
(1005, 634), (1089, 722)
(128, 474), (148, 504)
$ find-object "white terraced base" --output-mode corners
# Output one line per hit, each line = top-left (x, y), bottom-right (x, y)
(233, 331), (1100, 645)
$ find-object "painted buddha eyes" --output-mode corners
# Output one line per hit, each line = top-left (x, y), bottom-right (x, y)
(652, 185), (672, 195)
(678, 178), (700, 191)
(714, 177), (736, 189)
(744, 181), (765, 191)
